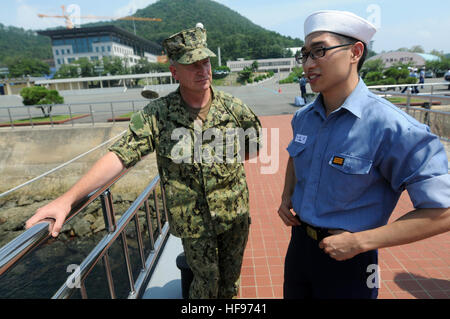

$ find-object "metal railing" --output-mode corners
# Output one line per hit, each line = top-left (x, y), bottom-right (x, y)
(0, 169), (170, 299)
(0, 99), (149, 129)
(368, 82), (450, 141)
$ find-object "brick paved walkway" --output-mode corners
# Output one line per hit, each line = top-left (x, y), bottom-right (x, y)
(237, 114), (450, 299)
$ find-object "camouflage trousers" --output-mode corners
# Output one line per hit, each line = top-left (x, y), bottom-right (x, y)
(181, 215), (250, 299)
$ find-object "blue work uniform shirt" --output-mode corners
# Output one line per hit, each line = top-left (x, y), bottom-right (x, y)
(287, 79), (450, 232)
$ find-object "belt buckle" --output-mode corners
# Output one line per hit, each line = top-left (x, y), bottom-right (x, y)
(306, 225), (318, 241)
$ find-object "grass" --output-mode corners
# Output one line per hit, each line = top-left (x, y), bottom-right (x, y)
(6, 114), (73, 124)
(385, 97), (429, 104)
(116, 112), (133, 119)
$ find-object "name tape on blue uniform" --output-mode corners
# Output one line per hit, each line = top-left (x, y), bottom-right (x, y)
(295, 134), (308, 144)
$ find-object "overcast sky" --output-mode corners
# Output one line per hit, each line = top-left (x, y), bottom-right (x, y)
(1, 0), (449, 54)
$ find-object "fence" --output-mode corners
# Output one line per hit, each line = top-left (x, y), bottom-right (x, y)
(368, 82), (450, 141)
(0, 99), (149, 129)
(0, 169), (169, 299)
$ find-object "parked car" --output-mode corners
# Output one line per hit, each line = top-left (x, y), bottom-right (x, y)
(445, 70), (450, 90)
(424, 70), (434, 78)
(445, 70), (450, 81)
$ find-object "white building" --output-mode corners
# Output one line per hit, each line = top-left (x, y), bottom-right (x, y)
(227, 57), (298, 73)
(367, 51), (440, 68)
(38, 25), (161, 70)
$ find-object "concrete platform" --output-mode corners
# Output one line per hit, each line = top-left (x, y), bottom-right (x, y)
(141, 235), (184, 299)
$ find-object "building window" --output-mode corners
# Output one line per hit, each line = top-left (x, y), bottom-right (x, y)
(57, 59), (61, 65)
(55, 49), (59, 55)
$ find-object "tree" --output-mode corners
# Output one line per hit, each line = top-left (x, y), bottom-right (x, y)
(20, 86), (64, 117)
(53, 64), (79, 78)
(238, 66), (252, 83)
(4, 56), (50, 78)
(360, 58), (385, 78)
(410, 45), (425, 53)
(251, 60), (259, 72)
(102, 56), (128, 75)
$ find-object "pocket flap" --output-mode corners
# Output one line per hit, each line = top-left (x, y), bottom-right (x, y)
(328, 154), (373, 175)
(287, 140), (307, 157)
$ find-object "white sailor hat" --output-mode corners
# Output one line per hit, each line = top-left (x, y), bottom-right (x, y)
(304, 10), (377, 45)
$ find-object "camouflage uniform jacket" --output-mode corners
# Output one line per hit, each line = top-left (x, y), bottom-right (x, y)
(109, 86), (262, 238)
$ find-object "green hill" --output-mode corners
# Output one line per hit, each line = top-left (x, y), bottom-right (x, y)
(115, 0), (304, 61)
(0, 24), (52, 66)
(0, 0), (303, 66)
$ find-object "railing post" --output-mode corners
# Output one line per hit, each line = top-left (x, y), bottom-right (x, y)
(121, 232), (135, 295)
(134, 215), (146, 269)
(406, 87), (412, 114)
(27, 106), (34, 128)
(429, 85), (434, 108)
(80, 281), (88, 299)
(68, 104), (74, 127)
(153, 189), (162, 236)
(7, 108), (14, 129)
(110, 102), (115, 124)
(102, 253), (116, 299)
(49, 105), (54, 128)
(89, 104), (95, 126)
(100, 190), (116, 233)
(144, 199), (155, 251)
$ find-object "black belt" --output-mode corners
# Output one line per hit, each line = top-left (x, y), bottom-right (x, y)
(296, 216), (331, 242)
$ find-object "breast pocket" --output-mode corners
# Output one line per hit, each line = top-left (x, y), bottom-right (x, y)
(325, 153), (374, 203)
(287, 140), (310, 182)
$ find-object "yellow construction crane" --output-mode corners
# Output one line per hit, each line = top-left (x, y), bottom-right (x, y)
(38, 5), (162, 29)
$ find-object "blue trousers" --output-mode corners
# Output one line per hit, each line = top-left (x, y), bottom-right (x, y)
(284, 225), (379, 299)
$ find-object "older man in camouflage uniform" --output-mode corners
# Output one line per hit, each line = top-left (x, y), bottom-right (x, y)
(26, 26), (262, 299)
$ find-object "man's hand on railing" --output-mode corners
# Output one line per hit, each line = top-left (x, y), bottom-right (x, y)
(25, 196), (72, 237)
(24, 152), (126, 238)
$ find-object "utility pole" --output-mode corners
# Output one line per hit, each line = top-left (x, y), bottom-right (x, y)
(217, 47), (221, 67)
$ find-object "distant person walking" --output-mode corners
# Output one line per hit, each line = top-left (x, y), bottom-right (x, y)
(402, 67), (419, 94)
(299, 72), (308, 104)
(419, 68), (425, 89)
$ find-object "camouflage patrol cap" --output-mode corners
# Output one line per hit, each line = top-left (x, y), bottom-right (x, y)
(163, 26), (216, 64)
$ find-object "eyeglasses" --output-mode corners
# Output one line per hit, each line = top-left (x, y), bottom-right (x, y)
(295, 43), (354, 64)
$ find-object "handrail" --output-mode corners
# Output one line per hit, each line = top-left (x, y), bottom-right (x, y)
(0, 167), (129, 277)
(0, 99), (149, 110)
(0, 170), (170, 299)
(368, 82), (449, 90)
(52, 175), (169, 299)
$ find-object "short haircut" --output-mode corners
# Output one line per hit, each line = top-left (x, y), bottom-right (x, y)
(329, 32), (368, 72)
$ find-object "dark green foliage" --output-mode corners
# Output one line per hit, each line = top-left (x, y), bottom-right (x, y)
(0, 24), (52, 67)
(1, 0), (303, 72)
(1, 56), (50, 78)
(279, 67), (303, 84)
(20, 86), (64, 117)
(83, 0), (303, 61)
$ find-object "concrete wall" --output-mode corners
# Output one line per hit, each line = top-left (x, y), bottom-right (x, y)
(0, 124), (158, 200)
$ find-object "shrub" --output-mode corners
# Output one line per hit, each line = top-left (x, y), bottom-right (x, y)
(20, 86), (64, 117)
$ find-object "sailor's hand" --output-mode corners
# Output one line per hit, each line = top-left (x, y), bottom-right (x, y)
(319, 230), (363, 261)
(25, 197), (71, 237)
(277, 199), (301, 227)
